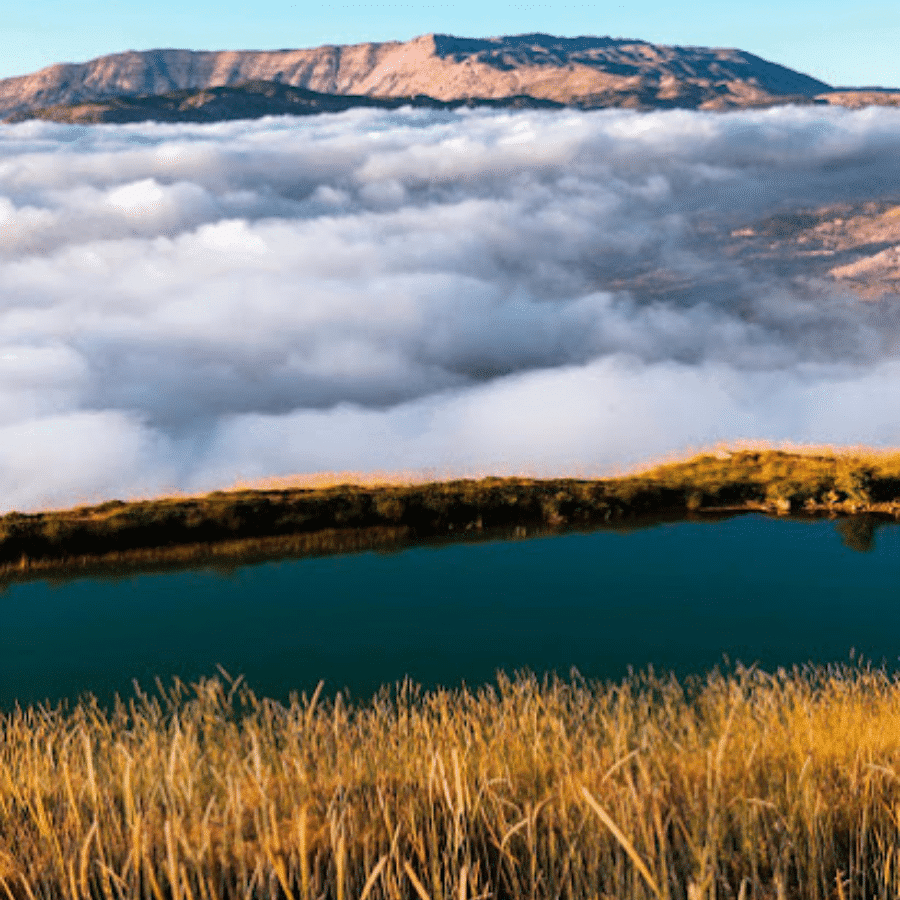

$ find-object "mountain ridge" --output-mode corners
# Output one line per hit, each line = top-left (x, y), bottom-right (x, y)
(0, 32), (840, 121)
(2, 80), (569, 125)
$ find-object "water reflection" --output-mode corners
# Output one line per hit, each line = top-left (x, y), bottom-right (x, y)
(1, 515), (897, 710)
(835, 516), (879, 553)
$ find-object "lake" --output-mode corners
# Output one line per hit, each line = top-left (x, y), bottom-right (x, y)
(1, 514), (897, 709)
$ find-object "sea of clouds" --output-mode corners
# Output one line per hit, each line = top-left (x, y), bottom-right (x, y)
(1, 105), (900, 510)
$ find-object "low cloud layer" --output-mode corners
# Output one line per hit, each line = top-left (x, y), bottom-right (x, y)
(1, 106), (900, 510)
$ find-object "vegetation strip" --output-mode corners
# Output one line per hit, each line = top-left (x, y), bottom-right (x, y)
(1, 449), (898, 580)
(3, 664), (900, 900)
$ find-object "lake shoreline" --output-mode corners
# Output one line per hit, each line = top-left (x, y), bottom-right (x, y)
(2, 448), (898, 582)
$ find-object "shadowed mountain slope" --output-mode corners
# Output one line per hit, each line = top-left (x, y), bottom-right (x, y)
(0, 32), (834, 121)
(2, 80), (565, 124)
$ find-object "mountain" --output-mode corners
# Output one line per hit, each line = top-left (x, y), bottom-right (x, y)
(0, 33), (836, 123)
(2, 80), (566, 125)
(730, 201), (900, 299)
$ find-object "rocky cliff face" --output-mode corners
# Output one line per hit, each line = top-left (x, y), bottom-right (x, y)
(0, 33), (833, 119)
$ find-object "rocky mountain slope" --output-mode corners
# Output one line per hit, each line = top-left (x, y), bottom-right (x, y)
(820, 90), (900, 108)
(730, 202), (900, 299)
(3, 80), (564, 124)
(0, 32), (834, 121)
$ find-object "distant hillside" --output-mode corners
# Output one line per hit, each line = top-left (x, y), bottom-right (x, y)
(3, 80), (565, 125)
(819, 90), (900, 109)
(0, 33), (835, 122)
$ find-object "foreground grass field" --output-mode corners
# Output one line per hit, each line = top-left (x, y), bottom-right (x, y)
(3, 666), (900, 900)
(1, 448), (899, 580)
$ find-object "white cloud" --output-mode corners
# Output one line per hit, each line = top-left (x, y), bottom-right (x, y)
(0, 106), (898, 510)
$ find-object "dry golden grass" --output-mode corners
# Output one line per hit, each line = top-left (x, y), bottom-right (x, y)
(4, 666), (900, 900)
(629, 448), (900, 513)
(636, 447), (900, 492)
(0, 448), (898, 581)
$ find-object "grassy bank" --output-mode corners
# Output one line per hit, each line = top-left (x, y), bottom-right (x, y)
(3, 665), (900, 900)
(1, 449), (899, 580)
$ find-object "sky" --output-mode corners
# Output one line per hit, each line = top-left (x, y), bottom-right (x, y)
(2, 0), (899, 88)
(1, 105), (900, 511)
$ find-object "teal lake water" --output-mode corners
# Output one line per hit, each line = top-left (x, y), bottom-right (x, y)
(1, 515), (898, 709)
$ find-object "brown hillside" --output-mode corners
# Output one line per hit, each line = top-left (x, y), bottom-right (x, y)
(0, 33), (833, 119)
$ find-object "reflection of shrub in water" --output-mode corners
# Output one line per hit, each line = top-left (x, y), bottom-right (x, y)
(836, 516), (878, 552)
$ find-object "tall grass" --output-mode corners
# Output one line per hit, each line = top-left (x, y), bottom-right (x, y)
(3, 665), (900, 900)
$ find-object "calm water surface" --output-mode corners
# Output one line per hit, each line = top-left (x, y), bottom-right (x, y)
(1, 515), (898, 708)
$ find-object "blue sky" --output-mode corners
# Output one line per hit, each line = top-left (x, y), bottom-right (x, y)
(2, 0), (899, 87)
